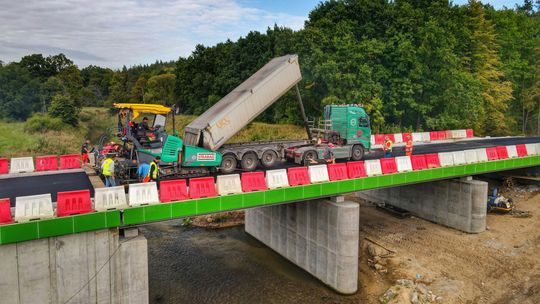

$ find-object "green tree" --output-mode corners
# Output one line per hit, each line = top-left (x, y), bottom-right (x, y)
(146, 73), (175, 105)
(130, 76), (147, 102)
(49, 94), (80, 126)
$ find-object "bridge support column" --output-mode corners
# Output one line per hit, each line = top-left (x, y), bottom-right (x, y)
(0, 228), (148, 304)
(357, 177), (487, 233)
(245, 197), (359, 294)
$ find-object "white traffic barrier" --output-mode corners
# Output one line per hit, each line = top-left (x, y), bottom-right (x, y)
(451, 129), (467, 139)
(393, 133), (403, 144)
(475, 148), (488, 162)
(10, 157), (34, 173)
(216, 174), (243, 195)
(464, 150), (478, 164)
(412, 132), (423, 142)
(94, 186), (129, 211)
(395, 156), (413, 172)
(308, 165), (329, 183)
(506, 145), (518, 158)
(15, 194), (54, 222)
(365, 160), (383, 176)
(266, 169), (289, 189)
(128, 182), (160, 206)
(370, 135), (376, 146)
(420, 132), (431, 142)
(536, 143), (540, 156)
(452, 151), (466, 165)
(438, 152), (454, 167)
(525, 143), (537, 155)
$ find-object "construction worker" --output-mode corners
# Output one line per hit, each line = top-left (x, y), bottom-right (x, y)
(149, 156), (160, 182)
(102, 154), (116, 187)
(323, 143), (336, 164)
(137, 162), (151, 183)
(81, 139), (91, 164)
(383, 135), (393, 158)
(405, 134), (413, 157)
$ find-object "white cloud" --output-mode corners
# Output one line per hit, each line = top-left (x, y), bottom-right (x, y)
(0, 0), (307, 68)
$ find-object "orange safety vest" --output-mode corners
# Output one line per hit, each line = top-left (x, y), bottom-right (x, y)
(405, 139), (413, 155)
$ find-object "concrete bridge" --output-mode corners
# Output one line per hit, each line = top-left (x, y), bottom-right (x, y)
(1, 139), (540, 303)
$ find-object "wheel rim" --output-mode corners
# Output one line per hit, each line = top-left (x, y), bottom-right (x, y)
(262, 151), (276, 166)
(242, 154), (258, 170)
(221, 156), (236, 172)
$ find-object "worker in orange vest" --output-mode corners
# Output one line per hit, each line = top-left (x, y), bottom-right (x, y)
(383, 135), (393, 158)
(405, 134), (413, 157)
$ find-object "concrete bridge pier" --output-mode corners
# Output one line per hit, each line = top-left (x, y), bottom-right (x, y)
(0, 228), (148, 304)
(245, 197), (360, 294)
(357, 177), (488, 233)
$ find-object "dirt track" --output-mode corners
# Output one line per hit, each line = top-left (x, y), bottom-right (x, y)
(353, 190), (540, 303)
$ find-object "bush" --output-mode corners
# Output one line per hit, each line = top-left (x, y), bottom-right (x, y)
(49, 94), (80, 126)
(24, 113), (68, 133)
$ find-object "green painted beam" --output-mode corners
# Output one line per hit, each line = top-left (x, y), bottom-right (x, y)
(1, 155), (539, 245)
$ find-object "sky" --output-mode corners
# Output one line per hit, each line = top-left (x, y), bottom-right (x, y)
(0, 0), (524, 68)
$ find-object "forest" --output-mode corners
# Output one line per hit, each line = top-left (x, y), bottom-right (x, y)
(0, 0), (538, 135)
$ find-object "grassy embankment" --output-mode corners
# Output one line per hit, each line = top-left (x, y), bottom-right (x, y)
(0, 107), (307, 158)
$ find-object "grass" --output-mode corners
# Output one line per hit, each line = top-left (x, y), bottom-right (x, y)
(0, 107), (306, 158)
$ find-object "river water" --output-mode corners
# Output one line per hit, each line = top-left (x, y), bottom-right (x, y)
(140, 221), (361, 304)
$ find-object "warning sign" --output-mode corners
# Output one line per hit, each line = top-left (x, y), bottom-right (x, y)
(196, 153), (216, 161)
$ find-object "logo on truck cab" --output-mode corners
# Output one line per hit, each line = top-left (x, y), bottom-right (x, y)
(196, 153), (216, 161)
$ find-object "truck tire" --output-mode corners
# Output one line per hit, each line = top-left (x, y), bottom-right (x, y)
(220, 154), (238, 174)
(351, 145), (364, 161)
(303, 150), (318, 165)
(241, 152), (259, 171)
(261, 150), (278, 168)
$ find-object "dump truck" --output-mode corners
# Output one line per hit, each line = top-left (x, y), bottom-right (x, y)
(104, 54), (373, 183)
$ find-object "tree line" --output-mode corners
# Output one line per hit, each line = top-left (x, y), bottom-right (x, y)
(0, 0), (538, 135)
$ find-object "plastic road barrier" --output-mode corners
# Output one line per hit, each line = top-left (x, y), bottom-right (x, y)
(393, 133), (403, 144)
(370, 135), (376, 146)
(266, 169), (289, 189)
(10, 157), (34, 173)
(525, 143), (537, 155)
(188, 177), (217, 199)
(420, 132), (431, 142)
(452, 151), (466, 165)
(15, 193), (54, 222)
(475, 148), (488, 162)
(216, 174), (243, 195)
(0, 198), (13, 224)
(425, 154), (441, 168)
(496, 146), (509, 159)
(327, 163), (348, 181)
(411, 155), (427, 171)
(35, 155), (58, 171)
(516, 144), (528, 157)
(346, 161), (366, 178)
(308, 165), (330, 183)
(437, 131), (447, 140)
(486, 147), (499, 160)
(395, 156), (413, 172)
(159, 179), (188, 202)
(429, 131), (439, 141)
(438, 152), (454, 167)
(241, 172), (268, 192)
(374, 134), (385, 145)
(365, 160), (383, 176)
(94, 186), (129, 211)
(60, 154), (81, 169)
(464, 150), (479, 164)
(402, 132), (412, 142)
(380, 158), (398, 174)
(412, 133), (422, 142)
(466, 129), (474, 138)
(506, 145), (518, 158)
(56, 190), (92, 217)
(451, 129), (467, 139)
(0, 158), (8, 175)
(129, 182), (160, 206)
(287, 167), (310, 186)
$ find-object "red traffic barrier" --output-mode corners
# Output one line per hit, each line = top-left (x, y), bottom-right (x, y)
(496, 146), (509, 159)
(60, 154), (81, 169)
(36, 155), (58, 171)
(0, 158), (8, 175)
(402, 132), (412, 142)
(437, 131), (447, 140)
(466, 129), (474, 138)
(516, 144), (528, 157)
(159, 179), (188, 202)
(287, 167), (310, 186)
(0, 198), (12, 224)
(425, 154), (441, 168)
(386, 134), (395, 143)
(411, 155), (427, 170)
(486, 147), (499, 160)
(347, 161), (366, 178)
(374, 134), (385, 145)
(429, 131), (438, 141)
(445, 130), (453, 139)
(56, 190), (92, 217)
(380, 158), (398, 174)
(241, 172), (267, 192)
(327, 163), (348, 181)
(189, 177), (217, 199)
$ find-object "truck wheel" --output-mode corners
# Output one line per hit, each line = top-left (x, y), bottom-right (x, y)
(261, 150), (278, 168)
(303, 150), (318, 165)
(351, 145), (364, 161)
(220, 154), (237, 174)
(241, 153), (259, 171)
